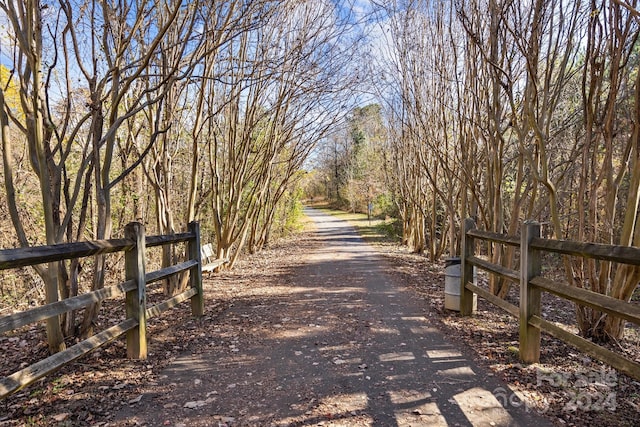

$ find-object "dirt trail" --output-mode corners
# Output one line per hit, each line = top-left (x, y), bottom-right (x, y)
(112, 208), (550, 426)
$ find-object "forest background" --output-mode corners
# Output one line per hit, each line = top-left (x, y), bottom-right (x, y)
(1, 0), (639, 352)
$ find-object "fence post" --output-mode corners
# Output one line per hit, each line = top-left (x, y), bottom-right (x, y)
(520, 221), (541, 363)
(188, 221), (204, 317)
(460, 218), (476, 316)
(124, 222), (147, 359)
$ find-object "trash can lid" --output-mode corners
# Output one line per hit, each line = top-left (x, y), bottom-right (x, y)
(444, 257), (461, 267)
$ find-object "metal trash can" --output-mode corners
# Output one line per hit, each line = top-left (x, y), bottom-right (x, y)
(444, 257), (477, 311)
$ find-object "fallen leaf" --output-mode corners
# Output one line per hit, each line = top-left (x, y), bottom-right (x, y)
(184, 400), (206, 409)
(52, 413), (70, 422)
(128, 395), (143, 405)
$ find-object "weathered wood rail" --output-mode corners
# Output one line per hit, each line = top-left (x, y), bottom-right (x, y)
(0, 221), (224, 400)
(460, 218), (640, 380)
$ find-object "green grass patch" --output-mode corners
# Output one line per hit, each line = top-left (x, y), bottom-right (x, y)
(312, 206), (401, 245)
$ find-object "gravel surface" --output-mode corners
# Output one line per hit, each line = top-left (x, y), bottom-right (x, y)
(108, 207), (549, 426)
(1, 208), (639, 426)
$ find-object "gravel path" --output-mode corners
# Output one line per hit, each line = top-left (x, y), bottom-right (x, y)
(112, 208), (550, 426)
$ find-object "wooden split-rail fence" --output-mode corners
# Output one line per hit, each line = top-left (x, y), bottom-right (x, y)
(459, 218), (640, 380)
(0, 221), (226, 400)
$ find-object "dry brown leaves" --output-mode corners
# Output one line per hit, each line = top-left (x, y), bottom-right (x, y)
(2, 228), (640, 426)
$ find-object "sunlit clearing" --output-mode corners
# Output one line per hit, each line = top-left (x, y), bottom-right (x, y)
(269, 326), (331, 340)
(318, 343), (354, 352)
(395, 400), (447, 426)
(328, 392), (369, 411)
(388, 389), (431, 404)
(401, 316), (429, 322)
(385, 373), (419, 381)
(379, 352), (415, 362)
(436, 366), (476, 378)
(172, 354), (258, 373)
(409, 326), (439, 334)
(338, 357), (363, 365)
(425, 349), (463, 359)
(318, 287), (367, 294)
(277, 392), (372, 426)
(388, 390), (447, 427)
(370, 326), (401, 334)
(343, 371), (365, 378)
(454, 387), (514, 426)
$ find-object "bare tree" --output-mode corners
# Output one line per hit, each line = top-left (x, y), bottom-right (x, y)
(1, 0), (68, 352)
(575, 0), (640, 341)
(0, 0), (203, 345)
(203, 0), (361, 266)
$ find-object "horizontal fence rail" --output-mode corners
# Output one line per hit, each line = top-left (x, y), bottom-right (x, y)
(0, 319), (138, 399)
(460, 218), (640, 380)
(0, 239), (134, 270)
(466, 229), (520, 247)
(0, 221), (226, 400)
(0, 280), (137, 334)
(531, 238), (640, 265)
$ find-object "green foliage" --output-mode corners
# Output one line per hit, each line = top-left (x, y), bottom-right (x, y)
(374, 217), (402, 240)
(284, 200), (304, 233)
(50, 377), (66, 394)
(374, 192), (397, 218)
(283, 187), (305, 233)
(0, 65), (22, 117)
(311, 103), (389, 212)
(320, 207), (401, 244)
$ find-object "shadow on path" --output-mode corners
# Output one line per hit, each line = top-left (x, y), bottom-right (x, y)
(113, 208), (550, 426)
